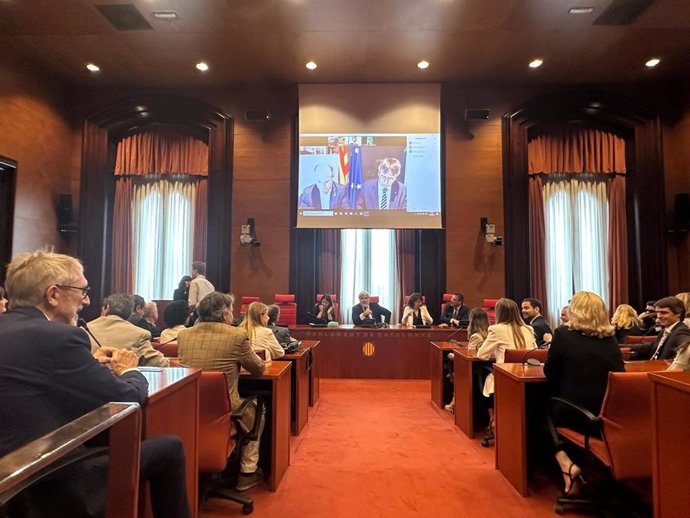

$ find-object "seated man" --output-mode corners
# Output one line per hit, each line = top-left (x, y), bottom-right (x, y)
(177, 292), (267, 492)
(0, 250), (190, 518)
(352, 291), (391, 326)
(521, 297), (553, 348)
(439, 293), (469, 327)
(631, 296), (690, 360)
(87, 293), (169, 367)
(131, 301), (161, 339)
(298, 163), (350, 210)
(127, 293), (146, 325)
(356, 157), (407, 210)
(639, 299), (659, 334)
(267, 304), (293, 346)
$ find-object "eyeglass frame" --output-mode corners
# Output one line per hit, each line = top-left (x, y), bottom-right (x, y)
(57, 284), (91, 298)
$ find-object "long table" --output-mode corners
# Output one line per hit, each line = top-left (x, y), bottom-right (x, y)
(453, 345), (492, 437)
(141, 367), (200, 518)
(493, 360), (669, 496)
(291, 325), (467, 379)
(283, 342), (312, 435)
(430, 341), (458, 408)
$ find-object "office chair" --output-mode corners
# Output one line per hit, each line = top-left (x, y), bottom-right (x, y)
(547, 372), (653, 516)
(198, 371), (264, 515)
(503, 348), (548, 364)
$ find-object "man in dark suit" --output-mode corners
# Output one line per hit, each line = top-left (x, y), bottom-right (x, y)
(267, 304), (293, 345)
(356, 157), (407, 210)
(632, 296), (690, 360)
(0, 250), (191, 518)
(352, 291), (391, 326)
(521, 297), (553, 348)
(440, 293), (469, 327)
(298, 163), (350, 210)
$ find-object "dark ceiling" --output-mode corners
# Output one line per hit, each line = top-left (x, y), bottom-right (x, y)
(1, 0), (689, 87)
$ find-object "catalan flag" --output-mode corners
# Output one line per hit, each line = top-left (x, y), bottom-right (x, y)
(338, 144), (350, 184)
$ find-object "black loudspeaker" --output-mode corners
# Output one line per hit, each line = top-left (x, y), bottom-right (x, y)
(58, 194), (73, 226)
(673, 193), (690, 229)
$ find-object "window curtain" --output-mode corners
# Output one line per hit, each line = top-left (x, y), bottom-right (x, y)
(340, 229), (399, 324)
(317, 229), (342, 310)
(528, 126), (627, 326)
(112, 126), (209, 295)
(395, 229), (415, 309)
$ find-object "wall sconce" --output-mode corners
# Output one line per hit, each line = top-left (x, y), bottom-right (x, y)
(240, 218), (261, 247)
(480, 217), (503, 247)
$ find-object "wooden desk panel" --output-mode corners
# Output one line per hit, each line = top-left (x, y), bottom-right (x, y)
(141, 367), (200, 518)
(430, 341), (458, 408)
(283, 345), (310, 435)
(291, 325), (467, 379)
(453, 346), (491, 438)
(307, 340), (320, 406)
(649, 370), (690, 518)
(240, 361), (291, 492)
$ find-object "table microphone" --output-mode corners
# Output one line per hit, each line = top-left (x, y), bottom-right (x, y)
(521, 349), (542, 366)
(78, 318), (103, 349)
(446, 326), (466, 345)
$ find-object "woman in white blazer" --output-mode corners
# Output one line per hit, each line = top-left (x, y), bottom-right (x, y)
(241, 301), (285, 361)
(401, 292), (433, 326)
(477, 298), (536, 446)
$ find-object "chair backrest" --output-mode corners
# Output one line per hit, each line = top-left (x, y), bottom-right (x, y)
(403, 294), (426, 305)
(274, 294), (297, 326)
(154, 341), (179, 358)
(369, 295), (379, 303)
(240, 296), (260, 315)
(198, 371), (235, 473)
(503, 348), (548, 363)
(619, 346), (631, 361)
(600, 372), (652, 480)
(483, 298), (500, 324)
(623, 335), (657, 344)
(441, 293), (454, 315)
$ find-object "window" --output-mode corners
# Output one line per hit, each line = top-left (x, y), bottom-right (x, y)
(132, 176), (196, 301)
(340, 229), (399, 323)
(543, 175), (609, 326)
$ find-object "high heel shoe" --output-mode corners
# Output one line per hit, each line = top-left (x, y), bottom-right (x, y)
(561, 463), (583, 496)
(480, 427), (494, 447)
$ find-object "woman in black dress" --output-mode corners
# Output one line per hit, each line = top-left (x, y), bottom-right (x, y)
(173, 275), (192, 301)
(313, 294), (336, 322)
(544, 291), (624, 496)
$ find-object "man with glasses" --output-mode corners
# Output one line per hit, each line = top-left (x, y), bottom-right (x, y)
(356, 157), (408, 210)
(0, 250), (191, 518)
(439, 293), (469, 327)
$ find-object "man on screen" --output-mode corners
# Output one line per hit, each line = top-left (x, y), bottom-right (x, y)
(298, 163), (350, 210)
(356, 157), (407, 210)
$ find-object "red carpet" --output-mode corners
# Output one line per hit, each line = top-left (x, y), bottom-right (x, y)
(203, 379), (584, 517)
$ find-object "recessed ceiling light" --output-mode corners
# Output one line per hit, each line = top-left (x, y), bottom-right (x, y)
(645, 58), (661, 68)
(568, 7), (594, 14)
(196, 61), (209, 72)
(305, 61), (318, 70)
(152, 11), (178, 20)
(86, 63), (100, 72)
(528, 58), (543, 69)
(417, 60), (430, 70)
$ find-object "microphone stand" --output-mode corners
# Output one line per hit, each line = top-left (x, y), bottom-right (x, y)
(446, 326), (466, 345)
(78, 318), (103, 348)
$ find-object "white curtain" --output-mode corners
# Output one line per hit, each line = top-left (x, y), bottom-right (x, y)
(132, 176), (196, 301)
(340, 229), (399, 324)
(543, 175), (609, 328)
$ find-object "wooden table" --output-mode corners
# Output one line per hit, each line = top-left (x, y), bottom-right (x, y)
(430, 341), (461, 408)
(239, 361), (291, 491)
(453, 345), (492, 437)
(648, 370), (690, 518)
(283, 343), (311, 435)
(141, 367), (200, 518)
(493, 359), (670, 496)
(291, 325), (467, 379)
(307, 340), (320, 406)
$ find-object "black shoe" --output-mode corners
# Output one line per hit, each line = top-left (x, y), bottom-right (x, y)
(480, 430), (494, 448)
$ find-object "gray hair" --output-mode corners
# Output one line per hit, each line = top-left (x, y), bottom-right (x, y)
(358, 291), (369, 299)
(198, 292), (233, 323)
(103, 293), (134, 320)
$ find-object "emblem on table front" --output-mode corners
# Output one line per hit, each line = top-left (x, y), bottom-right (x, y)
(362, 341), (376, 357)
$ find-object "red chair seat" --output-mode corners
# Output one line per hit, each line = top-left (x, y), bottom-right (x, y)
(556, 428), (612, 468)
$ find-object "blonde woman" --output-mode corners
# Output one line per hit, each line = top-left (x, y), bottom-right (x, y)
(610, 303), (644, 343)
(544, 291), (624, 497)
(241, 302), (285, 361)
(477, 298), (536, 446)
(676, 292), (690, 327)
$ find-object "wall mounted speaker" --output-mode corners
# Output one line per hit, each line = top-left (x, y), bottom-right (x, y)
(245, 110), (271, 121)
(57, 194), (76, 233)
(673, 193), (690, 229)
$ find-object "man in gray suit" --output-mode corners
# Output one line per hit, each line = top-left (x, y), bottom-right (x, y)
(298, 163), (350, 210)
(356, 157), (407, 210)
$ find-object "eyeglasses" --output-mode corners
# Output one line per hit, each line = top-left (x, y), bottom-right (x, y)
(57, 285), (91, 298)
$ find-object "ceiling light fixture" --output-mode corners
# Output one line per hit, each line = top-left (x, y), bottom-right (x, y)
(568, 7), (594, 14)
(305, 61), (318, 70)
(417, 60), (430, 70)
(196, 62), (209, 72)
(528, 58), (543, 69)
(152, 11), (178, 20)
(86, 63), (100, 72)
(645, 57), (661, 68)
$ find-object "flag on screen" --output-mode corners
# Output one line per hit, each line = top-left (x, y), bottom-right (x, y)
(338, 145), (350, 184)
(348, 145), (363, 207)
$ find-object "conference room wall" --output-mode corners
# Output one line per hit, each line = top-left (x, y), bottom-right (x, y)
(0, 56), (81, 259)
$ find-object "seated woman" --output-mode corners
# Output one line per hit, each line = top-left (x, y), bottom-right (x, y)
(160, 300), (190, 343)
(267, 304), (293, 346)
(241, 301), (285, 361)
(476, 298), (535, 446)
(313, 294), (336, 322)
(544, 291), (624, 496)
(610, 303), (645, 343)
(668, 338), (690, 371)
(173, 275), (192, 301)
(401, 292), (433, 326)
(676, 292), (690, 327)
(445, 308), (490, 414)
